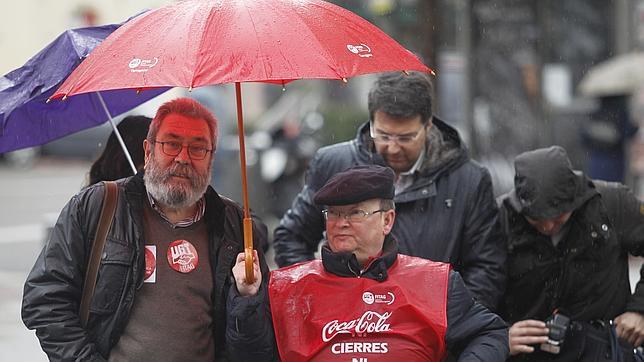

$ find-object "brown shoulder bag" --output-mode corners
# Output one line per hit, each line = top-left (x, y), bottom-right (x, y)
(79, 181), (118, 328)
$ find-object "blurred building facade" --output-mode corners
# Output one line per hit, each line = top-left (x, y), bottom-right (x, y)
(1, 1), (176, 74)
(336, 0), (644, 194)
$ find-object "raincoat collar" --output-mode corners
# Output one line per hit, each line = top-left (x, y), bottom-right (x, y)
(321, 235), (398, 282)
(354, 116), (467, 181)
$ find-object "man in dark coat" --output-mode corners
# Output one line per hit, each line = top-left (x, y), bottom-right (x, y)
(22, 98), (275, 361)
(499, 145), (644, 361)
(232, 165), (509, 361)
(273, 71), (506, 311)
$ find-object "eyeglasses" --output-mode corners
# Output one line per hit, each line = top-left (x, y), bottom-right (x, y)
(153, 140), (213, 160)
(322, 208), (386, 222)
(370, 122), (425, 145)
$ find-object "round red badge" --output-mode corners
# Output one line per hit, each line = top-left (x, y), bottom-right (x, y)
(144, 246), (156, 280)
(167, 239), (199, 273)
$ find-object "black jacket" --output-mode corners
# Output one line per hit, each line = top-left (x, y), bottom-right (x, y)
(500, 168), (644, 323)
(273, 119), (507, 310)
(21, 173), (274, 361)
(499, 174), (644, 360)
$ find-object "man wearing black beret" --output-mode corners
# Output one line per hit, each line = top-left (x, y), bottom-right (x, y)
(231, 165), (509, 361)
(273, 71), (506, 314)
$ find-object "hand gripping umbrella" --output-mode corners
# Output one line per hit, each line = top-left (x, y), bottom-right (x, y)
(52, 0), (433, 282)
(0, 22), (169, 171)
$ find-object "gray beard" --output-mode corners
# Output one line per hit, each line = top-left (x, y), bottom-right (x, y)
(144, 154), (211, 209)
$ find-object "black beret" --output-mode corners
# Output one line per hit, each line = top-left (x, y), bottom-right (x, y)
(313, 165), (395, 206)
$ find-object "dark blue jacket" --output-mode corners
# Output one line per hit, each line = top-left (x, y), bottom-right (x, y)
(273, 119), (507, 311)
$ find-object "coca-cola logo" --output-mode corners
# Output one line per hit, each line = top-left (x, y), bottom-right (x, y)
(322, 311), (392, 342)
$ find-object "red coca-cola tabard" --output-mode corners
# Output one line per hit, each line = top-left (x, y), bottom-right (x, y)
(269, 255), (449, 362)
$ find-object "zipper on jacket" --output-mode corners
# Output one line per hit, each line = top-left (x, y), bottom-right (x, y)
(347, 261), (360, 277)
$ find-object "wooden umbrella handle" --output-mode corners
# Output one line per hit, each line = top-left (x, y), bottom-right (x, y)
(243, 217), (255, 284)
(235, 82), (255, 284)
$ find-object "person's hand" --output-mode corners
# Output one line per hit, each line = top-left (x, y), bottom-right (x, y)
(231, 250), (262, 297)
(615, 311), (644, 347)
(509, 319), (549, 356)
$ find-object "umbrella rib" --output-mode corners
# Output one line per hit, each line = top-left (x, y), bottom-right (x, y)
(62, 25), (118, 96)
(240, 2), (272, 81)
(192, 1), (219, 88)
(308, 1), (428, 78)
(293, 3), (353, 80)
(65, 29), (84, 60)
(63, 52), (102, 96)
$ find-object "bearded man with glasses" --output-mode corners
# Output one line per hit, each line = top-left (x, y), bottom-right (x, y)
(274, 71), (507, 315)
(232, 165), (508, 361)
(22, 97), (276, 361)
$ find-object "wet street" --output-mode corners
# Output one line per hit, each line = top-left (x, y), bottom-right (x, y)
(0, 158), (89, 361)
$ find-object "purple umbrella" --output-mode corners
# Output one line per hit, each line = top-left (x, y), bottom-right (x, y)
(0, 22), (169, 171)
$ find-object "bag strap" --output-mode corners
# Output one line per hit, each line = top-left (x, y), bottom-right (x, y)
(80, 181), (119, 328)
(609, 323), (625, 362)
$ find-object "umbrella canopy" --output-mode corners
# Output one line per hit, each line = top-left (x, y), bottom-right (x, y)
(0, 23), (169, 154)
(53, 0), (431, 94)
(578, 52), (644, 97)
(52, 0), (433, 281)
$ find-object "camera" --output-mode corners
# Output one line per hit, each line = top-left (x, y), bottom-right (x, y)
(540, 314), (570, 354)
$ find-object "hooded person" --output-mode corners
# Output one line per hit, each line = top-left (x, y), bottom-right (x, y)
(231, 164), (509, 361)
(498, 145), (644, 361)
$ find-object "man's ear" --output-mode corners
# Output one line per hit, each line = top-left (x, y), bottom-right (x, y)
(383, 210), (396, 235)
(143, 139), (152, 168)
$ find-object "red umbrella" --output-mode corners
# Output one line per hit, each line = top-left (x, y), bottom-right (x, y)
(53, 0), (433, 282)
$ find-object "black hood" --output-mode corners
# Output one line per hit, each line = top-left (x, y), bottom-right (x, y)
(508, 146), (597, 219)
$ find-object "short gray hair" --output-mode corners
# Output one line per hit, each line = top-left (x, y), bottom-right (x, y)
(380, 199), (395, 211)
